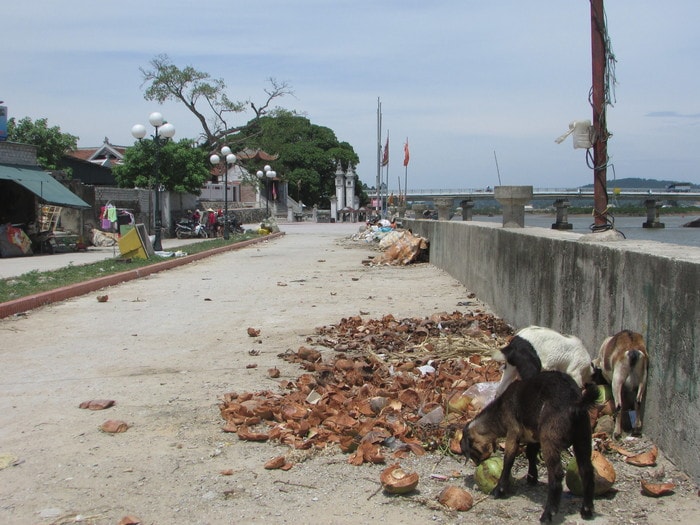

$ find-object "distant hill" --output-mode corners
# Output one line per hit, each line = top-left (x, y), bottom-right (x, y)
(580, 178), (699, 189)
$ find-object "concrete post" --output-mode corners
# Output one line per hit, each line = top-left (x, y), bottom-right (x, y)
(643, 199), (665, 229)
(330, 196), (338, 222)
(551, 199), (573, 230)
(494, 186), (533, 228)
(460, 199), (474, 221)
(412, 203), (427, 219)
(434, 197), (453, 221)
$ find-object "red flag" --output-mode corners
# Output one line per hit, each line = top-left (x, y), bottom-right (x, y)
(403, 139), (410, 167)
(381, 136), (389, 167)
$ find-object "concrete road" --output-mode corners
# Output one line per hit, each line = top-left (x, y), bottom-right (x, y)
(0, 220), (487, 524)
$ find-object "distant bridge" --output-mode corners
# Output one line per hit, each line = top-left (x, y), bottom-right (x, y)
(393, 188), (700, 229)
(403, 188), (700, 202)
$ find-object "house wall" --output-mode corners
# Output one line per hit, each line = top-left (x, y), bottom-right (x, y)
(0, 141), (37, 166)
(404, 218), (700, 483)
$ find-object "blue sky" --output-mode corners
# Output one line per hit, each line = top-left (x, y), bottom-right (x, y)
(2, 1), (699, 191)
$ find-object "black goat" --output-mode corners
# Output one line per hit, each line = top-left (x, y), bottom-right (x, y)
(460, 371), (598, 523)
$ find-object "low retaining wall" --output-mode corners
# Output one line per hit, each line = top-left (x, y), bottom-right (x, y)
(405, 218), (700, 482)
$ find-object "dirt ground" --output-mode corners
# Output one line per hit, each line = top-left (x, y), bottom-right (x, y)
(1, 222), (698, 525)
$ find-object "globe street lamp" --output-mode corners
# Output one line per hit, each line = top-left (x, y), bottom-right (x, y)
(131, 112), (175, 251)
(256, 164), (276, 218)
(210, 147), (236, 240)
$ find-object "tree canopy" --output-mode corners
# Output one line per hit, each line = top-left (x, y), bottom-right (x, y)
(140, 54), (292, 149)
(138, 55), (367, 206)
(7, 117), (78, 171)
(236, 111), (364, 207)
(112, 139), (210, 194)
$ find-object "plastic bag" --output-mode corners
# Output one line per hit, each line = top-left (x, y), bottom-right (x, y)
(465, 381), (500, 410)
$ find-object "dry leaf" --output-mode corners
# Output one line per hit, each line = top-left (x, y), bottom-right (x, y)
(641, 479), (676, 497)
(118, 516), (141, 525)
(96, 295), (109, 303)
(264, 456), (286, 469)
(247, 327), (261, 337)
(608, 442), (634, 457)
(79, 399), (115, 410)
(626, 445), (658, 467)
(100, 419), (129, 433)
(268, 367), (281, 378)
(220, 469), (235, 476)
(237, 426), (269, 442)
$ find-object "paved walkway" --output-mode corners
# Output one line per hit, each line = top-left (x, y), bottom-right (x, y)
(0, 222), (361, 280)
(0, 219), (482, 524)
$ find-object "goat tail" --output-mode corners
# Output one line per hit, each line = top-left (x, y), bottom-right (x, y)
(580, 382), (599, 410)
(627, 349), (643, 369)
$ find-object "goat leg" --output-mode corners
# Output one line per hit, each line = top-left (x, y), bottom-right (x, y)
(494, 438), (518, 499)
(525, 443), (540, 485)
(632, 375), (647, 436)
(611, 371), (626, 438)
(539, 445), (565, 523)
(571, 432), (595, 519)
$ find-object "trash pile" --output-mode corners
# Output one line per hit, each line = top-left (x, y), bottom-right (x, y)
(219, 311), (514, 464)
(352, 226), (430, 266)
(90, 228), (119, 247)
(219, 311), (683, 515)
(259, 216), (280, 235)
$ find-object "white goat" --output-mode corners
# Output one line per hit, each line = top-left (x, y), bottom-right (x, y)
(495, 325), (593, 396)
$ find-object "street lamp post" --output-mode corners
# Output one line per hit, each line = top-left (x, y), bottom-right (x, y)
(131, 112), (175, 251)
(209, 147), (236, 240)
(256, 165), (276, 218)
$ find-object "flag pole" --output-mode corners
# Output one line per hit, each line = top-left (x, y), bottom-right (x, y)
(403, 138), (410, 208)
(384, 130), (389, 218)
(376, 98), (382, 218)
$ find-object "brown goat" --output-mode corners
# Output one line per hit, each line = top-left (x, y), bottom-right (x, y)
(593, 330), (648, 437)
(461, 371), (597, 523)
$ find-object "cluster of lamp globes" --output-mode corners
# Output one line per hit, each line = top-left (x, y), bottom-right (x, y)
(131, 112), (175, 142)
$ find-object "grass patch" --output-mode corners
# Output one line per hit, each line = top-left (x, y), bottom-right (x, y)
(0, 232), (260, 304)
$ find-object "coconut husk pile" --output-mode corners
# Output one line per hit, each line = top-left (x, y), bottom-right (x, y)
(369, 231), (429, 266)
(219, 311), (513, 464)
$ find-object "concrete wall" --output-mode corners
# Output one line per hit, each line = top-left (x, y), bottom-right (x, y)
(405, 218), (700, 482)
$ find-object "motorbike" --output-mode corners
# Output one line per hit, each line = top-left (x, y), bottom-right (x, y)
(175, 219), (208, 239)
(217, 212), (244, 235)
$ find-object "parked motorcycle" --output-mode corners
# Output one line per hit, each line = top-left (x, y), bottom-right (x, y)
(175, 219), (208, 239)
(217, 212), (244, 235)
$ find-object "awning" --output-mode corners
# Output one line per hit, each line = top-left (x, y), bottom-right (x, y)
(0, 164), (91, 209)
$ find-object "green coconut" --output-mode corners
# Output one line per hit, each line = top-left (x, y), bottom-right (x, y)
(565, 451), (616, 496)
(474, 457), (505, 494)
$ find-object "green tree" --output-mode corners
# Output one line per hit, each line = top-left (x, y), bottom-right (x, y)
(238, 112), (361, 207)
(7, 117), (78, 171)
(113, 139), (210, 194)
(140, 54), (293, 148)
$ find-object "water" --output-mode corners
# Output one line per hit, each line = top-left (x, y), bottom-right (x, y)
(470, 214), (700, 248)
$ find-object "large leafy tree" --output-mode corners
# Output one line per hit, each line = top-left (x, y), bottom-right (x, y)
(237, 111), (363, 207)
(140, 54), (293, 148)
(7, 117), (78, 171)
(113, 139), (210, 194)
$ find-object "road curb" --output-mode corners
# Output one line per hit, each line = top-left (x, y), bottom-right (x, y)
(0, 232), (285, 319)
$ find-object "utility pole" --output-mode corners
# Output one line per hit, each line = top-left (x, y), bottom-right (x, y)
(591, 0), (608, 228)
